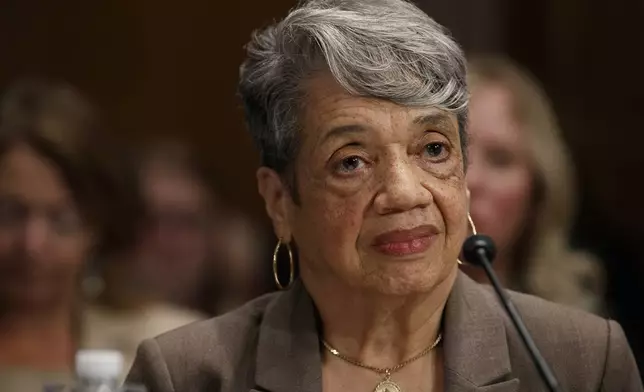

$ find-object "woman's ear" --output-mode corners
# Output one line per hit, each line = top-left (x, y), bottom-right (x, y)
(256, 167), (293, 241)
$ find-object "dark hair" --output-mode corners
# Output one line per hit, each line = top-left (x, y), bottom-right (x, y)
(0, 78), (143, 256)
(136, 138), (222, 212)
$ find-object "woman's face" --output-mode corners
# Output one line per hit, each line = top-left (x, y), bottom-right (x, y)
(259, 74), (468, 295)
(466, 83), (533, 257)
(134, 165), (213, 303)
(0, 143), (93, 310)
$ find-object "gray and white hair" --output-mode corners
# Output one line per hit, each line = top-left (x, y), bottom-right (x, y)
(239, 0), (469, 176)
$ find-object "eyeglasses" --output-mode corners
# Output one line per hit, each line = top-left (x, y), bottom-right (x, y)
(0, 198), (85, 238)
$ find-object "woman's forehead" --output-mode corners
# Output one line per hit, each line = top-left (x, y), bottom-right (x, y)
(469, 85), (524, 148)
(300, 73), (459, 141)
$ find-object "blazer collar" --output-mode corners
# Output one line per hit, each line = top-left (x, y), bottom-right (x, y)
(254, 280), (323, 392)
(253, 273), (519, 392)
(442, 273), (520, 391)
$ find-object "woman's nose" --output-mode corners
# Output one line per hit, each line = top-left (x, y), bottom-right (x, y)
(373, 157), (433, 214)
(22, 217), (49, 258)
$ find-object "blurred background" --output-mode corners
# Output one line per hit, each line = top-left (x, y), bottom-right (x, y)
(0, 0), (642, 387)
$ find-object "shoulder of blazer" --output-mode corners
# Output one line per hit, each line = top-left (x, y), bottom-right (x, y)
(484, 284), (621, 389)
(145, 292), (280, 385)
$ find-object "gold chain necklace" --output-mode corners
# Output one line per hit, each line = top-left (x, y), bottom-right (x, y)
(321, 333), (442, 392)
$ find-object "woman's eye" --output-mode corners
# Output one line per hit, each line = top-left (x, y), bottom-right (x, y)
(336, 156), (365, 173)
(0, 200), (25, 227)
(486, 148), (515, 168)
(424, 142), (449, 160)
(50, 210), (83, 235)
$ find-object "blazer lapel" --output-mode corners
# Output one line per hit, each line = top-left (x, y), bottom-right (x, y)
(252, 273), (519, 392)
(443, 273), (520, 392)
(253, 280), (322, 392)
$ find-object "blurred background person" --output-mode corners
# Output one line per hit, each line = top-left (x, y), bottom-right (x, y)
(85, 137), (275, 378)
(126, 141), (218, 310)
(0, 79), (141, 391)
(461, 55), (604, 314)
(83, 141), (211, 378)
(83, 140), (275, 376)
(125, 141), (271, 316)
(209, 208), (272, 314)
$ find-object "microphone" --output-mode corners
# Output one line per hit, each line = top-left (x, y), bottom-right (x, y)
(462, 234), (563, 392)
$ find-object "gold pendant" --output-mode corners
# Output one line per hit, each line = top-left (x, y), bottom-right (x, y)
(374, 380), (403, 392)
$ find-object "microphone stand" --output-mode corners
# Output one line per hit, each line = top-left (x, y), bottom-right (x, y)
(462, 235), (563, 392)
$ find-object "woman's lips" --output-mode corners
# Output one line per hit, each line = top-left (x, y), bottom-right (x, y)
(371, 225), (438, 256)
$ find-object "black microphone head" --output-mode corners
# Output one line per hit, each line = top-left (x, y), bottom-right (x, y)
(462, 234), (497, 265)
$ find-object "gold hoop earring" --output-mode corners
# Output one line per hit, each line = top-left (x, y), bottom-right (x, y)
(273, 239), (294, 290)
(468, 213), (478, 235)
(458, 214), (478, 265)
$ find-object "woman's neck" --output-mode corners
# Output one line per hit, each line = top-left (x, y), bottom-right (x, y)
(0, 308), (75, 371)
(306, 266), (458, 369)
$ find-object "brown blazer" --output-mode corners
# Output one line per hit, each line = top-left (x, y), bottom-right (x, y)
(126, 272), (642, 391)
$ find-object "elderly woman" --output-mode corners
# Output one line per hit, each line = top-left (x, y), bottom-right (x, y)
(127, 1), (642, 391)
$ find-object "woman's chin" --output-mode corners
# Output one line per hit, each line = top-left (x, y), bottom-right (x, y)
(360, 261), (457, 296)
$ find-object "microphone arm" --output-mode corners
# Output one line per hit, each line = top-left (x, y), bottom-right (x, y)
(462, 235), (563, 392)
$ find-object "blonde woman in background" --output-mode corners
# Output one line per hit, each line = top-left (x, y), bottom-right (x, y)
(463, 55), (604, 313)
